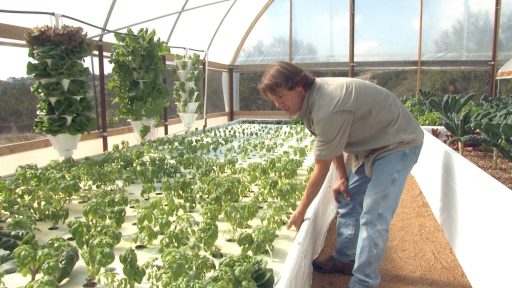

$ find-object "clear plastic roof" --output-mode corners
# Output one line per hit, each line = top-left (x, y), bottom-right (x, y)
(0, 0), (268, 64)
(1, 0), (511, 80)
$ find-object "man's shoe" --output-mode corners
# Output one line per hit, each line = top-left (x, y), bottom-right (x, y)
(312, 256), (354, 275)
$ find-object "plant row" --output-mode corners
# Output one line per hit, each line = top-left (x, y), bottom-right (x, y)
(0, 123), (313, 287)
(402, 90), (512, 165)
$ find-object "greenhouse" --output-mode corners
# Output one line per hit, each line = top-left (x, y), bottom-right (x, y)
(0, 0), (511, 287)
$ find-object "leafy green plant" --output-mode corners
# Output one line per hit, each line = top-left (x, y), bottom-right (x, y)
(118, 248), (146, 288)
(401, 90), (441, 125)
(237, 226), (277, 256)
(25, 25), (95, 136)
(427, 93), (476, 154)
(207, 254), (274, 288)
(24, 276), (59, 288)
(173, 53), (203, 114)
(224, 200), (258, 239)
(13, 234), (78, 284)
(108, 27), (170, 138)
(82, 189), (127, 229)
(468, 95), (512, 166)
(140, 257), (162, 288)
(159, 246), (215, 287)
(45, 197), (69, 230)
(160, 176), (197, 211)
(132, 197), (170, 248)
(471, 122), (512, 163)
(5, 211), (37, 232)
(159, 214), (197, 251)
(196, 219), (219, 252)
(67, 220), (121, 287)
(260, 202), (289, 230)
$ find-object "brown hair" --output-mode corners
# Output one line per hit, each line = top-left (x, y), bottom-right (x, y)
(258, 61), (316, 99)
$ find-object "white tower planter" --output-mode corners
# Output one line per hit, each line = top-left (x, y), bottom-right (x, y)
(129, 117), (157, 144)
(173, 54), (203, 132)
(47, 133), (81, 158)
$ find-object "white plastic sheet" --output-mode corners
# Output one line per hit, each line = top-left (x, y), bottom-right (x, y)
(411, 128), (512, 287)
(276, 161), (337, 288)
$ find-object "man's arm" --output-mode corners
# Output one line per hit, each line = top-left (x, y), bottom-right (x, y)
(332, 154), (350, 202)
(287, 158), (332, 231)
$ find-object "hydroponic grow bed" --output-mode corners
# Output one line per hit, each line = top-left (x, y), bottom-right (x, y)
(0, 120), (320, 288)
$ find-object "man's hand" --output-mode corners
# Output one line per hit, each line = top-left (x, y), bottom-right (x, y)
(287, 207), (307, 231)
(332, 155), (350, 204)
(332, 179), (350, 203)
(287, 159), (331, 232)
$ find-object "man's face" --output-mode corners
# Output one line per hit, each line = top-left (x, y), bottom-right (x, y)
(268, 86), (305, 116)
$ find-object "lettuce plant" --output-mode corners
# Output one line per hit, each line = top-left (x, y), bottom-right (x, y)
(25, 25), (95, 136)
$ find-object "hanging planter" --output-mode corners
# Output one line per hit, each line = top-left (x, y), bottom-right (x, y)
(25, 25), (96, 158)
(129, 117), (157, 143)
(177, 70), (189, 81)
(46, 133), (82, 157)
(178, 113), (198, 131)
(108, 27), (170, 143)
(186, 102), (200, 113)
(172, 53), (203, 131)
(178, 101), (200, 131)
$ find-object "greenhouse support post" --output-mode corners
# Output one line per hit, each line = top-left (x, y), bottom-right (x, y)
(228, 67), (234, 121)
(202, 59), (208, 129)
(97, 42), (109, 152)
(348, 0), (355, 78)
(416, 0), (423, 98)
(161, 55), (169, 135)
(490, 0), (501, 99)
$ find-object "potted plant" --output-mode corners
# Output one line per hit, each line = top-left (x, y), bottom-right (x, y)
(172, 53), (203, 131)
(108, 27), (170, 143)
(25, 25), (96, 157)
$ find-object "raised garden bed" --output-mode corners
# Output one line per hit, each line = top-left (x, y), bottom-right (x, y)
(411, 128), (512, 287)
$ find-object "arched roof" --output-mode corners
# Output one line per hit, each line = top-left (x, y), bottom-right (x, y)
(1, 0), (273, 65)
(1, 0), (511, 80)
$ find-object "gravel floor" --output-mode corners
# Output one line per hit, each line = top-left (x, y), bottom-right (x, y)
(311, 176), (471, 288)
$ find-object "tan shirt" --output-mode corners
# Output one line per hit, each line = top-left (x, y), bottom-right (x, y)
(298, 77), (424, 175)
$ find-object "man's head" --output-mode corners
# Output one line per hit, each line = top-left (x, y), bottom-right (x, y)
(258, 61), (315, 116)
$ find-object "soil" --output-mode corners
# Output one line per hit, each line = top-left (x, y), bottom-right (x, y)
(461, 148), (512, 190)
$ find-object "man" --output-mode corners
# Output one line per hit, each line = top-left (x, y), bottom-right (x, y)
(258, 61), (423, 288)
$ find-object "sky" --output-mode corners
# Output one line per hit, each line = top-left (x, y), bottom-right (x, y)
(0, 0), (509, 80)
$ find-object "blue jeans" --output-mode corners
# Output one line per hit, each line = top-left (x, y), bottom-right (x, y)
(334, 144), (422, 288)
